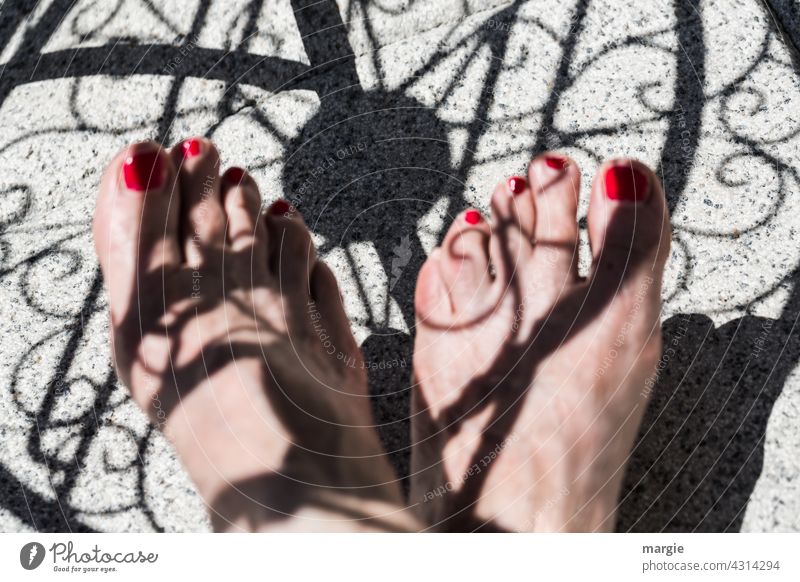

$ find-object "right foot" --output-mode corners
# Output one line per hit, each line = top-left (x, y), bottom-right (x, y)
(410, 154), (670, 531)
(93, 139), (416, 532)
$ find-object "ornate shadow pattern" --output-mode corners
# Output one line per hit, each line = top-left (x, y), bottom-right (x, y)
(0, 0), (798, 531)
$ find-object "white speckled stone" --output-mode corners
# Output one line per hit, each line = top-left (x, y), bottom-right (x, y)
(0, 0), (798, 532)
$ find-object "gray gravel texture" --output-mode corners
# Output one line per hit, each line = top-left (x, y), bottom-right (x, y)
(0, 0), (799, 532)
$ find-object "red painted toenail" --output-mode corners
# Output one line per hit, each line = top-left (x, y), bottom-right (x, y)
(224, 167), (246, 185)
(545, 156), (568, 170)
(464, 210), (482, 225)
(270, 200), (291, 216)
(507, 176), (527, 195)
(182, 138), (201, 158)
(604, 165), (650, 202)
(123, 150), (165, 191)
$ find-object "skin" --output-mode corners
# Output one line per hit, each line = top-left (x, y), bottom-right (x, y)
(93, 138), (417, 532)
(410, 154), (670, 532)
(94, 139), (669, 532)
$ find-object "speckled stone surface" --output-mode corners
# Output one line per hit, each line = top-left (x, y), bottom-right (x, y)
(767, 0), (800, 51)
(0, 0), (798, 532)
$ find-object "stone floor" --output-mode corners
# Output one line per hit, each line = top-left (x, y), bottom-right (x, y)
(0, 0), (799, 532)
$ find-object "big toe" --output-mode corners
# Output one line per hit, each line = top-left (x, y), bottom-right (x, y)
(587, 159), (671, 294)
(93, 141), (180, 323)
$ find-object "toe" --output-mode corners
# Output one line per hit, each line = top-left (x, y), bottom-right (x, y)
(493, 175), (535, 237)
(587, 159), (671, 292)
(170, 137), (225, 266)
(489, 178), (535, 287)
(527, 153), (580, 286)
(438, 209), (493, 313)
(221, 166), (266, 260)
(309, 261), (364, 375)
(266, 200), (316, 298)
(93, 141), (180, 322)
(415, 248), (451, 323)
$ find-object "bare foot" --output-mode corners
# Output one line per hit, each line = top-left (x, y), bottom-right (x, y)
(93, 139), (416, 532)
(410, 154), (670, 532)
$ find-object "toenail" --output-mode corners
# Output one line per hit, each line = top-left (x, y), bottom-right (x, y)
(545, 156), (568, 170)
(507, 176), (527, 195)
(270, 199), (291, 216)
(604, 165), (650, 202)
(224, 167), (246, 185)
(464, 210), (482, 225)
(182, 138), (202, 159)
(123, 150), (165, 192)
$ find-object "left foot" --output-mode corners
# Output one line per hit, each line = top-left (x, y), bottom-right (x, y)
(93, 138), (416, 532)
(410, 154), (670, 531)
